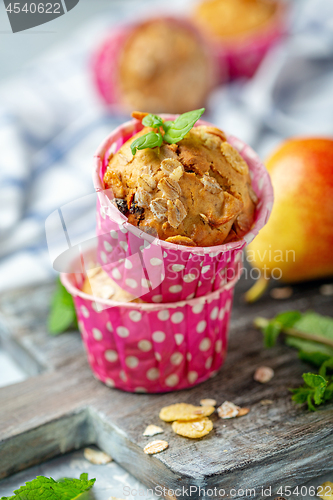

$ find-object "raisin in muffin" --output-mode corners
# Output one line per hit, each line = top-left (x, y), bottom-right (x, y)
(192, 0), (278, 40)
(118, 18), (214, 114)
(103, 124), (258, 247)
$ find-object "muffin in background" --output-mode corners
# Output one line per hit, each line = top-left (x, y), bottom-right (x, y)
(93, 18), (217, 114)
(192, 0), (285, 79)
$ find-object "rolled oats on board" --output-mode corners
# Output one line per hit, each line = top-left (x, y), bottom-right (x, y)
(159, 403), (215, 422)
(143, 440), (169, 455)
(172, 417), (213, 438)
(143, 425), (164, 437)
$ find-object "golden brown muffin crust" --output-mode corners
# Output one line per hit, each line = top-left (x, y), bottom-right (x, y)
(103, 125), (257, 247)
(193, 0), (278, 40)
(118, 19), (212, 114)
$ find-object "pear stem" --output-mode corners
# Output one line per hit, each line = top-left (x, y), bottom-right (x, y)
(254, 317), (333, 349)
(244, 275), (270, 303)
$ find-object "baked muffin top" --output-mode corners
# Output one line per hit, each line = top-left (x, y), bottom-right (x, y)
(193, 0), (278, 40)
(103, 120), (257, 247)
(118, 19), (212, 114)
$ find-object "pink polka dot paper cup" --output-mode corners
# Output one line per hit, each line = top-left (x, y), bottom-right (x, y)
(93, 117), (274, 304)
(60, 249), (242, 393)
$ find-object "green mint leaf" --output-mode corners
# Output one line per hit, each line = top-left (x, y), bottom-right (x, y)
(285, 312), (333, 359)
(142, 114), (164, 129)
(275, 310), (302, 328)
(319, 357), (333, 378)
(290, 387), (311, 404)
(307, 393), (316, 412)
(302, 373), (327, 405)
(162, 120), (174, 133)
(0, 474), (96, 500)
(131, 132), (163, 155)
(48, 278), (77, 335)
(263, 320), (282, 348)
(324, 382), (333, 401)
(163, 108), (205, 144)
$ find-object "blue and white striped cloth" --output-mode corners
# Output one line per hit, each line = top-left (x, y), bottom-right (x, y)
(0, 0), (332, 292)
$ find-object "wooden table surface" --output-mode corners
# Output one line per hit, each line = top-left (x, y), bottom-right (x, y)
(0, 270), (332, 500)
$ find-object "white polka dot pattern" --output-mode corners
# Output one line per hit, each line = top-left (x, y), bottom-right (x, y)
(105, 350), (118, 362)
(196, 320), (207, 333)
(138, 340), (152, 352)
(129, 311), (142, 322)
(152, 331), (166, 343)
(158, 310), (169, 321)
(117, 326), (129, 338)
(171, 312), (184, 324)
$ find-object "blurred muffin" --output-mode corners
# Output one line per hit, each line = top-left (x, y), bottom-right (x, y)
(93, 18), (216, 114)
(192, 0), (284, 79)
(103, 121), (257, 247)
(193, 0), (278, 40)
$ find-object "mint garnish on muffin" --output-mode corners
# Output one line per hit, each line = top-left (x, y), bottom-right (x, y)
(131, 108), (205, 155)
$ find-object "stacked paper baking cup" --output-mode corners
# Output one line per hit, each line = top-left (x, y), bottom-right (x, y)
(61, 118), (273, 393)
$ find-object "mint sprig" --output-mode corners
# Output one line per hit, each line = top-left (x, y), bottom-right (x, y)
(131, 131), (163, 155)
(163, 108), (205, 144)
(254, 311), (333, 411)
(290, 373), (332, 411)
(48, 278), (77, 335)
(0, 473), (96, 500)
(131, 108), (205, 155)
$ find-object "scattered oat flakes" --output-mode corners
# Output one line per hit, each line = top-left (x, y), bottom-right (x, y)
(202, 126), (227, 142)
(200, 174), (222, 194)
(150, 198), (168, 221)
(143, 425), (164, 437)
(139, 174), (157, 192)
(135, 188), (152, 208)
(221, 142), (249, 175)
(200, 213), (210, 224)
(320, 284), (333, 296)
(172, 417), (213, 439)
(108, 497), (126, 500)
(160, 158), (183, 176)
(159, 403), (215, 422)
(165, 235), (196, 246)
(318, 482), (333, 500)
(270, 287), (293, 300)
(167, 199), (187, 228)
(84, 448), (112, 465)
(260, 399), (273, 405)
(169, 165), (184, 182)
(200, 398), (217, 407)
(158, 177), (181, 200)
(143, 440), (169, 455)
(217, 401), (240, 419)
(254, 366), (274, 383)
(249, 185), (258, 204)
(237, 407), (250, 417)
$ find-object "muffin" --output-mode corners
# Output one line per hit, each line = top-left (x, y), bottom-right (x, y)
(93, 18), (216, 114)
(103, 119), (257, 247)
(193, 0), (278, 40)
(191, 0), (285, 79)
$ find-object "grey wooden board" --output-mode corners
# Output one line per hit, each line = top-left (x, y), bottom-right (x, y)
(0, 273), (333, 500)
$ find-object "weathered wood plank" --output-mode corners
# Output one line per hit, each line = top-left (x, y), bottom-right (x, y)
(0, 276), (332, 499)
